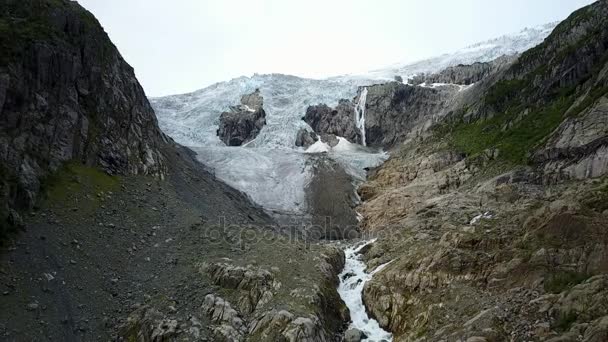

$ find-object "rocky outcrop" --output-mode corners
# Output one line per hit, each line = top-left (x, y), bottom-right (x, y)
(201, 294), (247, 341)
(195, 246), (347, 342)
(409, 56), (516, 86)
(303, 100), (362, 144)
(295, 128), (318, 148)
(0, 0), (168, 239)
(362, 82), (460, 148)
(353, 3), (608, 340)
(217, 89), (266, 146)
(535, 96), (608, 182)
(200, 262), (279, 313)
(119, 306), (179, 342)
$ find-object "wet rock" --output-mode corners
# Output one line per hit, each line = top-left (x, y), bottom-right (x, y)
(344, 327), (366, 342)
(217, 89), (266, 146)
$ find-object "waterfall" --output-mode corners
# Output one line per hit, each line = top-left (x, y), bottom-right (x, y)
(338, 239), (393, 341)
(355, 87), (368, 146)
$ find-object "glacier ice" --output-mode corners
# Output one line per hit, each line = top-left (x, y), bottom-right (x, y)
(150, 22), (556, 217)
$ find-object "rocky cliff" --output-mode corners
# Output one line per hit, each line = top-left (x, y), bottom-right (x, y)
(303, 99), (362, 145)
(355, 1), (608, 341)
(408, 55), (517, 86)
(0, 1), (351, 341)
(217, 88), (266, 146)
(0, 0), (167, 239)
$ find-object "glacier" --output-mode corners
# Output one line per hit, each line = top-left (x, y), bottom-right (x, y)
(149, 22), (557, 218)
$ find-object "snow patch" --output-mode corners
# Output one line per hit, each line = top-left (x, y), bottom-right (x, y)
(470, 211), (493, 225)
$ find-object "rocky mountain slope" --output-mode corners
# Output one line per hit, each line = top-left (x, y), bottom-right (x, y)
(352, 1), (608, 341)
(0, 0), (167, 240)
(0, 1), (350, 341)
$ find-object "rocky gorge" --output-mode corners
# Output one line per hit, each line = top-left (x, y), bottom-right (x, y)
(1, 0), (608, 341)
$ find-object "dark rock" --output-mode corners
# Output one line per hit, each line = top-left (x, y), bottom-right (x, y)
(361, 82), (458, 148)
(294, 128), (318, 148)
(0, 0), (168, 234)
(303, 100), (362, 144)
(394, 75), (403, 83)
(217, 89), (266, 146)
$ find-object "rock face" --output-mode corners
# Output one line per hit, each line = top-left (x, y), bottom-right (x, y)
(0, 0), (167, 237)
(409, 56), (516, 86)
(294, 128), (318, 148)
(303, 99), (362, 144)
(535, 97), (608, 182)
(217, 89), (266, 146)
(362, 82), (460, 148)
(354, 2), (608, 341)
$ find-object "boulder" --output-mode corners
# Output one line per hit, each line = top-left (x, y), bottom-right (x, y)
(295, 128), (318, 148)
(217, 89), (266, 146)
(344, 328), (367, 342)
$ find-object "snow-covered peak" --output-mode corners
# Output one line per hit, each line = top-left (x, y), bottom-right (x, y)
(333, 22), (558, 83)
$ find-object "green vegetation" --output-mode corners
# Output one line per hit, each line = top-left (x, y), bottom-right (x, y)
(41, 162), (119, 213)
(450, 97), (573, 164)
(544, 271), (590, 294)
(0, 0), (107, 64)
(485, 79), (529, 107)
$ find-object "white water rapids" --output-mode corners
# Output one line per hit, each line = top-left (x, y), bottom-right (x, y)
(338, 239), (393, 341)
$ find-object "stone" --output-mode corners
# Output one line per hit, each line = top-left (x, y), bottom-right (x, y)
(295, 128), (318, 148)
(217, 89), (266, 146)
(303, 100), (362, 144)
(344, 327), (366, 342)
(466, 337), (488, 342)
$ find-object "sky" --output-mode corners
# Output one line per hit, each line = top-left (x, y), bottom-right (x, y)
(77, 0), (595, 97)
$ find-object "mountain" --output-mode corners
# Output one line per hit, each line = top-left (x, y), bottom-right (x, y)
(334, 22), (558, 83)
(149, 23), (558, 219)
(353, 1), (608, 340)
(151, 23), (558, 149)
(0, 1), (348, 341)
(2, 0), (608, 341)
(0, 0), (167, 238)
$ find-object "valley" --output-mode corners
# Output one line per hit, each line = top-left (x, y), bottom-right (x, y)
(1, 0), (607, 341)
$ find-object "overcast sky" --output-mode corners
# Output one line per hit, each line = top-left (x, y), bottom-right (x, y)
(77, 0), (594, 97)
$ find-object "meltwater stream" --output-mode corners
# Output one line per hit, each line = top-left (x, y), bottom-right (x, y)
(338, 239), (393, 342)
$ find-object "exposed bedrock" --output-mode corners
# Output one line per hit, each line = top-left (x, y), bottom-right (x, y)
(217, 88), (267, 146)
(409, 55), (517, 86)
(362, 82), (460, 148)
(303, 100), (362, 145)
(0, 0), (168, 236)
